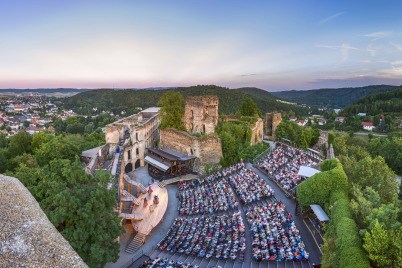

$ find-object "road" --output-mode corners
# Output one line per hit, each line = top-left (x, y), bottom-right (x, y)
(321, 130), (388, 137)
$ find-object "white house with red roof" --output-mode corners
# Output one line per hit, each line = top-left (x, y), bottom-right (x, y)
(297, 119), (307, 126)
(289, 116), (297, 121)
(362, 122), (374, 131)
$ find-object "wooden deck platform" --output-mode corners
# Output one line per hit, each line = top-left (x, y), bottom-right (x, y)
(131, 182), (168, 235)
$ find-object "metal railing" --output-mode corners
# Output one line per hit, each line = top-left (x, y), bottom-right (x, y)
(252, 146), (273, 165)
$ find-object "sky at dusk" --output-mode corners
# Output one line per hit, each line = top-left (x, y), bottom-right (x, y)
(1, 0), (402, 91)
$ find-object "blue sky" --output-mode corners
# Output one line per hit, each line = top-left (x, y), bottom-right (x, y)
(1, 0), (402, 90)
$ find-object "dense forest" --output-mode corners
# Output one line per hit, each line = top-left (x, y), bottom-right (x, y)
(342, 87), (402, 115)
(64, 85), (308, 116)
(272, 85), (399, 108)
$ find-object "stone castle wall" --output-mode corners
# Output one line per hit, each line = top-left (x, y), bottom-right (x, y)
(160, 128), (223, 174)
(250, 118), (264, 145)
(312, 130), (328, 154)
(183, 96), (219, 135)
(265, 112), (282, 139)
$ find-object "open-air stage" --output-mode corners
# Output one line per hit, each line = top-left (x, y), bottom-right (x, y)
(131, 182), (168, 235)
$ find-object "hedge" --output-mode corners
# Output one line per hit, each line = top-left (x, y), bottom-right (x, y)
(297, 159), (370, 267)
(297, 160), (348, 211)
(338, 247), (371, 268)
(335, 217), (361, 251)
(321, 158), (339, 171)
(331, 198), (352, 226)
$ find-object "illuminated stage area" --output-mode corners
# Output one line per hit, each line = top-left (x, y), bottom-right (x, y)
(131, 182), (168, 235)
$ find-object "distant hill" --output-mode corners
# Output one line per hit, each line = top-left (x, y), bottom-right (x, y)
(0, 87), (176, 96)
(271, 85), (400, 108)
(342, 87), (402, 115)
(64, 85), (307, 116)
(233, 87), (280, 100)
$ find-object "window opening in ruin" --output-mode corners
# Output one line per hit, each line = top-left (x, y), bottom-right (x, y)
(190, 149), (193, 155)
(190, 123), (193, 131)
(191, 110), (194, 119)
(136, 148), (139, 155)
(202, 124), (206, 133)
(136, 133), (139, 140)
(128, 150), (131, 160)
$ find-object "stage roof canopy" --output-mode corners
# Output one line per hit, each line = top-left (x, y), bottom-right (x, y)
(298, 166), (321, 178)
(310, 204), (330, 222)
(144, 156), (170, 171)
(148, 148), (196, 162)
(161, 148), (196, 161)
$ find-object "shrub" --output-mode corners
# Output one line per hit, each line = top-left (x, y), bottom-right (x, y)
(297, 160), (348, 211)
(331, 198), (352, 226)
(321, 158), (340, 171)
(338, 247), (371, 268)
(335, 217), (361, 251)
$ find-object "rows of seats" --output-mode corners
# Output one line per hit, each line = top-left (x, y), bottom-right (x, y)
(177, 162), (245, 215)
(246, 200), (309, 262)
(158, 213), (246, 261)
(257, 145), (317, 191)
(228, 168), (274, 204)
(178, 161), (246, 192)
(139, 257), (200, 267)
(178, 179), (238, 215)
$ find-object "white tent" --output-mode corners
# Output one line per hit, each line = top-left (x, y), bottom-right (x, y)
(297, 166), (321, 178)
(310, 204), (330, 222)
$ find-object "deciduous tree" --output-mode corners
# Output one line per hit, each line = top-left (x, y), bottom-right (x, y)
(157, 90), (186, 131)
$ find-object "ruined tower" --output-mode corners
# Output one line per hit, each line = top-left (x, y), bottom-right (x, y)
(183, 96), (219, 135)
(265, 112), (282, 138)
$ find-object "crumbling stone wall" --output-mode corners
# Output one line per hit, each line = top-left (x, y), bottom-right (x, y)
(312, 130), (328, 154)
(250, 118), (264, 145)
(183, 96), (219, 135)
(265, 112), (282, 139)
(105, 124), (125, 144)
(160, 128), (223, 174)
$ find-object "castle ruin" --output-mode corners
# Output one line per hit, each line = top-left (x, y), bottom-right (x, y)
(265, 112), (282, 139)
(183, 96), (219, 135)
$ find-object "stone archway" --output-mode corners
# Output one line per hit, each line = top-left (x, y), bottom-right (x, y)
(135, 159), (141, 169)
(125, 163), (133, 173)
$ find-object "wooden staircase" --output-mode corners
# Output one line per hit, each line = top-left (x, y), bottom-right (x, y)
(121, 189), (141, 205)
(123, 174), (147, 193)
(126, 233), (146, 254)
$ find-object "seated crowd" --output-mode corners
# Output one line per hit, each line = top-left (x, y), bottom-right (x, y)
(228, 168), (274, 204)
(177, 162), (246, 215)
(257, 145), (317, 191)
(178, 179), (238, 215)
(246, 200), (309, 262)
(158, 213), (246, 261)
(139, 257), (199, 268)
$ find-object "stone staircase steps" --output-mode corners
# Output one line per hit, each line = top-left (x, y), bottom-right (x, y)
(125, 233), (146, 254)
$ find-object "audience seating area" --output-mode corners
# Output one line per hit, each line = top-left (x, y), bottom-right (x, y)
(178, 179), (238, 215)
(228, 168), (274, 204)
(246, 200), (309, 262)
(257, 145), (317, 192)
(158, 213), (246, 261)
(143, 161), (312, 267)
(139, 257), (201, 268)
